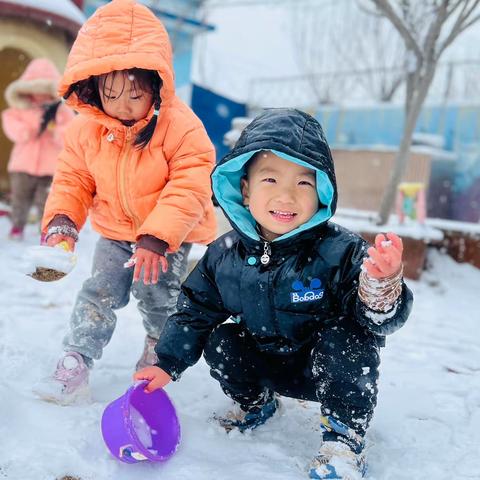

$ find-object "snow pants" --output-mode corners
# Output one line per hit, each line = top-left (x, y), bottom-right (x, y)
(9, 172), (52, 229)
(63, 237), (191, 363)
(203, 320), (381, 436)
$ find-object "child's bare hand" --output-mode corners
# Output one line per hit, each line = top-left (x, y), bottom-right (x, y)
(363, 232), (403, 279)
(46, 234), (76, 252)
(128, 247), (168, 284)
(133, 366), (171, 393)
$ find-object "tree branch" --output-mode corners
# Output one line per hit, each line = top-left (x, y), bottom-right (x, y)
(438, 0), (480, 56)
(456, 0), (480, 21)
(357, 0), (384, 17)
(370, 0), (423, 59)
(459, 11), (480, 33)
(446, 0), (467, 17)
(422, 0), (451, 63)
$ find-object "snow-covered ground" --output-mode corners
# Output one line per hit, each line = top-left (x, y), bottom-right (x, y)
(1, 214), (479, 480)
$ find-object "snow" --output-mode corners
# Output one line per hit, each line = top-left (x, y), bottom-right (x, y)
(130, 406), (153, 451)
(334, 208), (480, 238)
(425, 217), (480, 235)
(412, 133), (445, 149)
(1, 215), (480, 479)
(333, 209), (445, 242)
(364, 303), (399, 325)
(20, 244), (76, 276)
(4, 0), (86, 25)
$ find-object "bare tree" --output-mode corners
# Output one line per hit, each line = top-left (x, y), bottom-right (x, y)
(333, 4), (408, 102)
(291, 2), (407, 104)
(290, 4), (346, 104)
(369, 0), (480, 225)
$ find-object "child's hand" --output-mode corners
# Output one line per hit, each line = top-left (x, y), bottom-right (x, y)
(363, 232), (403, 279)
(127, 247), (168, 284)
(46, 234), (76, 252)
(133, 366), (172, 393)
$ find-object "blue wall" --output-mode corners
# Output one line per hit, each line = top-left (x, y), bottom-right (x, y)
(316, 104), (480, 152)
(191, 85), (247, 162)
(316, 104), (480, 222)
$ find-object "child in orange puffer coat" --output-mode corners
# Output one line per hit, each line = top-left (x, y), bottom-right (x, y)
(1, 58), (74, 240)
(34, 0), (217, 405)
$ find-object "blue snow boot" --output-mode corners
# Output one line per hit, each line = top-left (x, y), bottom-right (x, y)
(216, 390), (280, 432)
(308, 416), (366, 480)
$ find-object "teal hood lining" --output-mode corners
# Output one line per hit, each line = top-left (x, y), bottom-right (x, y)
(212, 149), (335, 242)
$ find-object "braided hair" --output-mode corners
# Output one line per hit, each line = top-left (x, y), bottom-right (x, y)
(38, 101), (61, 137)
(64, 68), (163, 149)
(134, 72), (161, 149)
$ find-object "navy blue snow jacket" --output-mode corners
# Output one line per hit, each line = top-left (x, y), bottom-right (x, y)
(155, 108), (413, 379)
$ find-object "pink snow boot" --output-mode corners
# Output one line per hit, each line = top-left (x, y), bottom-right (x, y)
(33, 351), (91, 405)
(8, 226), (24, 241)
(135, 335), (159, 371)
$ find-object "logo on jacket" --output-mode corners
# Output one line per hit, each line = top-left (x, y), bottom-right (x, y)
(290, 278), (324, 303)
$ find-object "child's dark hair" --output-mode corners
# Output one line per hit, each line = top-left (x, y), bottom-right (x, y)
(63, 68), (162, 149)
(38, 101), (61, 137)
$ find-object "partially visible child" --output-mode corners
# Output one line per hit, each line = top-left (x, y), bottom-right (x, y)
(34, 0), (217, 404)
(1, 58), (74, 240)
(135, 109), (413, 479)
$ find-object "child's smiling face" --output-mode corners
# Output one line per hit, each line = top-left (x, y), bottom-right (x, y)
(98, 70), (153, 125)
(241, 151), (319, 242)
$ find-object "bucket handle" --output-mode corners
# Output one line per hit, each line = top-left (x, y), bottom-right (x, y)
(119, 444), (148, 461)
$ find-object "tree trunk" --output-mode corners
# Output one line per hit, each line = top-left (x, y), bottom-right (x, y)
(377, 65), (436, 225)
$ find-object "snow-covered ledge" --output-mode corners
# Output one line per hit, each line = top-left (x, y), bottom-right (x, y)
(333, 208), (480, 279)
(333, 208), (444, 242)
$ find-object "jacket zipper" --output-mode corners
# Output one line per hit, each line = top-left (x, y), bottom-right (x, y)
(260, 241), (271, 265)
(260, 240), (280, 335)
(117, 130), (140, 232)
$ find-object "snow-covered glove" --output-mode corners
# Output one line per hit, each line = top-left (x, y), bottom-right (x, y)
(358, 232), (403, 312)
(45, 214), (78, 252)
(363, 232), (403, 278)
(124, 235), (169, 285)
(133, 366), (172, 393)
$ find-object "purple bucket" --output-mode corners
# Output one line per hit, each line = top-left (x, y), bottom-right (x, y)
(101, 382), (181, 463)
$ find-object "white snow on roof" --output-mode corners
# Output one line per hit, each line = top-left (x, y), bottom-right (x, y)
(5, 0), (86, 26)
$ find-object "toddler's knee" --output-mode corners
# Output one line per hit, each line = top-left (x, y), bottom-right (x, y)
(310, 336), (380, 398)
(313, 324), (380, 364)
(203, 323), (242, 366)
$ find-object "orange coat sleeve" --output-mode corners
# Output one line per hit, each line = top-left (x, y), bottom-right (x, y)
(137, 124), (215, 252)
(42, 118), (96, 232)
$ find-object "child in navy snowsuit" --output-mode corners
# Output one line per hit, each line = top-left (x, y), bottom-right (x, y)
(135, 109), (413, 479)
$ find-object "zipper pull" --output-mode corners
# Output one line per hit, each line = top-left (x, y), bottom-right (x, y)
(260, 241), (271, 265)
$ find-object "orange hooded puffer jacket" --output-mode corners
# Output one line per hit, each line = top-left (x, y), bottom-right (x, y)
(42, 0), (217, 252)
(2, 58), (74, 177)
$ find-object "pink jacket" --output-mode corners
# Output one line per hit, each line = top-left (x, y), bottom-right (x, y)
(1, 58), (74, 177)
